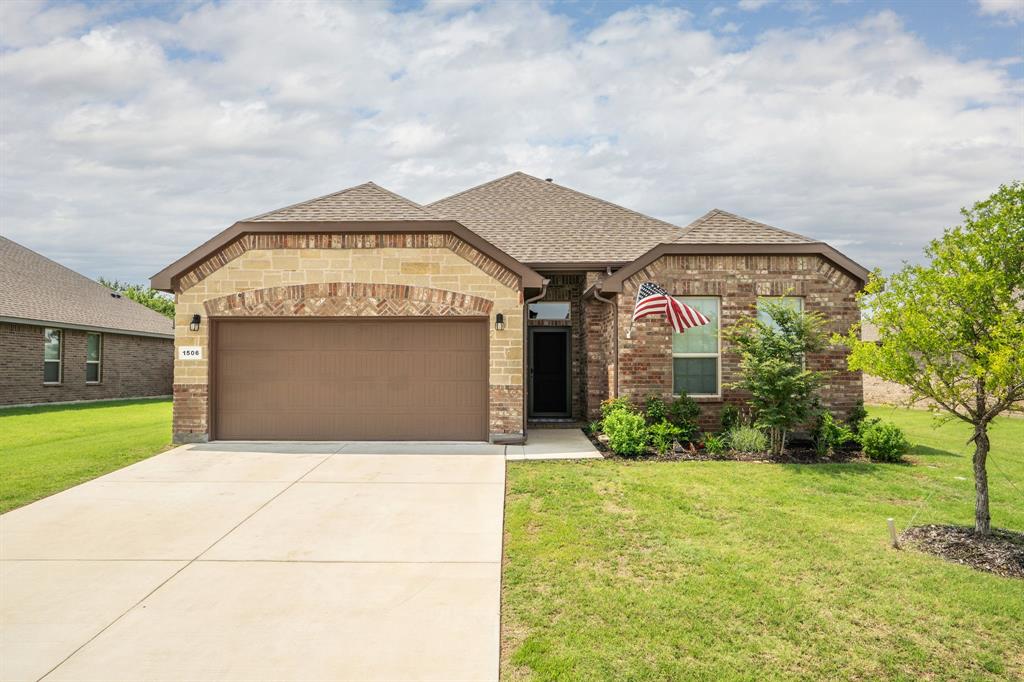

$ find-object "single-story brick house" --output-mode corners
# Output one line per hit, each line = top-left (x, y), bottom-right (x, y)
(1, 236), (174, 406)
(151, 172), (868, 444)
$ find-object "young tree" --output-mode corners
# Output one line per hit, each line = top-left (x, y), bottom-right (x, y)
(725, 300), (828, 456)
(842, 182), (1024, 534)
(98, 278), (175, 319)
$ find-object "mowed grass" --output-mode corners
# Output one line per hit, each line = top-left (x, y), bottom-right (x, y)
(502, 407), (1024, 681)
(0, 399), (172, 513)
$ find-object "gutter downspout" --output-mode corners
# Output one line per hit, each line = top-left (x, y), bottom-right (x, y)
(592, 281), (619, 399)
(521, 279), (550, 442)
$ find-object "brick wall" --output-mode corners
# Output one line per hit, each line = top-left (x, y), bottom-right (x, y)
(0, 322), (173, 406)
(614, 254), (863, 428)
(582, 271), (616, 421)
(172, 235), (524, 442)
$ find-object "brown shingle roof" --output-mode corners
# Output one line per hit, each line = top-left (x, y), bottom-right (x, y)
(0, 236), (173, 337)
(673, 209), (818, 244)
(427, 172), (682, 264)
(248, 182), (440, 222)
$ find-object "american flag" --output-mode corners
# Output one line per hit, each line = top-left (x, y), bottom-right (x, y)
(632, 282), (710, 334)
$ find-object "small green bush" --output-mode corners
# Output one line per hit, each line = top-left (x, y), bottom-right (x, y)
(644, 394), (668, 423)
(812, 411), (856, 457)
(603, 409), (649, 456)
(727, 425), (768, 454)
(648, 420), (683, 455)
(702, 432), (728, 456)
(586, 420), (603, 436)
(847, 400), (869, 433)
(860, 420), (910, 462)
(719, 404), (740, 432)
(601, 397), (633, 419)
(667, 393), (701, 440)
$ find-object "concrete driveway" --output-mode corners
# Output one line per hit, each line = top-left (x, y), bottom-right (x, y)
(0, 442), (507, 682)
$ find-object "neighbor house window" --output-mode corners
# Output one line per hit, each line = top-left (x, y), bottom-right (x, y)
(672, 297), (720, 397)
(86, 333), (102, 383)
(756, 296), (804, 330)
(43, 328), (62, 384)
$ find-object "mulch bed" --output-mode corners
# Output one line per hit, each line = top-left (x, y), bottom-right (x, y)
(586, 432), (864, 464)
(900, 524), (1024, 579)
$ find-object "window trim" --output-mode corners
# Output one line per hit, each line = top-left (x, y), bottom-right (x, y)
(43, 327), (62, 385)
(86, 332), (102, 384)
(672, 296), (722, 399)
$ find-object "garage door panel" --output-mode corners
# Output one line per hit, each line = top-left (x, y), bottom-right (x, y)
(213, 319), (489, 441)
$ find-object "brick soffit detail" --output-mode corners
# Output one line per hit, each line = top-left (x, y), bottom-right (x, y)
(176, 232), (521, 293)
(203, 281), (495, 317)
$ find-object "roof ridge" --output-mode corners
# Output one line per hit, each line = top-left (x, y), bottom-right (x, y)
(431, 171), (683, 232)
(677, 208), (821, 243)
(244, 182), (436, 221)
(425, 171), (526, 208)
(1, 235), (136, 298)
(362, 181), (441, 217)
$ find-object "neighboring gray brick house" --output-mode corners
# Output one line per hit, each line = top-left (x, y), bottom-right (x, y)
(152, 172), (869, 443)
(0, 236), (174, 407)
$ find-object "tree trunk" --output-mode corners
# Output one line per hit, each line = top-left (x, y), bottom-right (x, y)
(973, 424), (991, 535)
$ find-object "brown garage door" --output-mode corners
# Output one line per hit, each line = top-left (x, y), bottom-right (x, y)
(212, 318), (489, 441)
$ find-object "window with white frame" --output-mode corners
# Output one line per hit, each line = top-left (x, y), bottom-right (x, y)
(756, 296), (804, 329)
(86, 333), (102, 383)
(672, 297), (720, 396)
(43, 328), (62, 384)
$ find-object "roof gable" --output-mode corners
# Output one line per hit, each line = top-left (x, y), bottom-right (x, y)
(674, 209), (818, 245)
(428, 172), (682, 264)
(248, 182), (440, 222)
(0, 237), (174, 337)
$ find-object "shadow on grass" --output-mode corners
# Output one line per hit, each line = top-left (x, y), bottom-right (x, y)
(0, 397), (170, 418)
(910, 445), (963, 458)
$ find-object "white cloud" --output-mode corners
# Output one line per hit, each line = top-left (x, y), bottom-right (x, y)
(738, 0), (773, 11)
(976, 0), (1024, 22)
(0, 2), (1019, 282)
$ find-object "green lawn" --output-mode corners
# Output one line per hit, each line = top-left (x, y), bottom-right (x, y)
(0, 399), (172, 513)
(503, 407), (1024, 681)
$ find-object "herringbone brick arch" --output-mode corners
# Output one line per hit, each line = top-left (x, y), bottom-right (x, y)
(203, 282), (494, 318)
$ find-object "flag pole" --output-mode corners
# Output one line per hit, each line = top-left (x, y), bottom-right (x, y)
(626, 285), (641, 340)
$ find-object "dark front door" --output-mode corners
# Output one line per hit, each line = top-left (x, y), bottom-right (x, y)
(529, 328), (570, 417)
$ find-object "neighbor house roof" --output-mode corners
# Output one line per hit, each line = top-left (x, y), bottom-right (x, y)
(674, 209), (818, 244)
(427, 172), (682, 265)
(0, 236), (174, 338)
(247, 182), (441, 222)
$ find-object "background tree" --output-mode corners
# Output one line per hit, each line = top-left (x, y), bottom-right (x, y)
(725, 300), (828, 456)
(841, 182), (1024, 535)
(98, 278), (175, 319)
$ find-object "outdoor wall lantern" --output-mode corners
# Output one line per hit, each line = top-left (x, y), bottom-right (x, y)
(495, 313), (505, 331)
(189, 314), (202, 332)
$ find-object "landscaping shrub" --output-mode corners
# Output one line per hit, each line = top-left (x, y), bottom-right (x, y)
(812, 410), (856, 457)
(603, 409), (649, 456)
(725, 299), (828, 456)
(667, 393), (701, 441)
(648, 420), (683, 455)
(727, 425), (768, 454)
(860, 420), (910, 462)
(601, 397), (633, 419)
(586, 420), (603, 436)
(644, 394), (668, 423)
(847, 400), (869, 433)
(720, 404), (740, 433)
(702, 432), (727, 456)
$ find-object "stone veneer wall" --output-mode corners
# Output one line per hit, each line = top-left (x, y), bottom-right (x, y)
(615, 254), (863, 428)
(1, 322), (172, 406)
(171, 234), (523, 442)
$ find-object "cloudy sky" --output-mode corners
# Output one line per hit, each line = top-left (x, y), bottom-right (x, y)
(1, 0), (1021, 284)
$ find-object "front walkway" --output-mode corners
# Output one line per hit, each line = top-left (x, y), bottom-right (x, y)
(0, 442), (507, 681)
